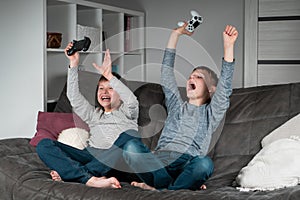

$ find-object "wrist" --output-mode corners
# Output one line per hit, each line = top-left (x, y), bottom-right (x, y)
(172, 29), (181, 36)
(69, 60), (79, 68)
(103, 72), (113, 80)
(224, 47), (234, 62)
(167, 32), (180, 49)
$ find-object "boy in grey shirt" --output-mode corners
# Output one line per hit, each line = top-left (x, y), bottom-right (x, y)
(123, 23), (238, 190)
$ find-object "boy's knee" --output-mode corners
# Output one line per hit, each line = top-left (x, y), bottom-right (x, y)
(192, 156), (214, 176)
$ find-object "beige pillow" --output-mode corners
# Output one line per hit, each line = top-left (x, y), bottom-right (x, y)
(57, 128), (89, 150)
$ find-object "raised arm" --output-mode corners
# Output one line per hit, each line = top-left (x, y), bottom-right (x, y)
(161, 23), (195, 112)
(93, 50), (139, 119)
(223, 25), (238, 62)
(209, 25), (238, 132)
(65, 42), (95, 122)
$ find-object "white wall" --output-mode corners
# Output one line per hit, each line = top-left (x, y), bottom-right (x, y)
(0, 0), (45, 139)
(92, 0), (244, 88)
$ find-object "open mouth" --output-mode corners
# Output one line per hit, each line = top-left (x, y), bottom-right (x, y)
(191, 83), (196, 90)
(101, 96), (111, 102)
(188, 83), (196, 91)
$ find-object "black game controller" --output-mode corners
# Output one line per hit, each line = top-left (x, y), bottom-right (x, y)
(67, 36), (91, 56)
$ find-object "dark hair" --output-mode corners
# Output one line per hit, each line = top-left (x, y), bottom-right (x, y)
(94, 72), (122, 109)
(98, 72), (121, 83)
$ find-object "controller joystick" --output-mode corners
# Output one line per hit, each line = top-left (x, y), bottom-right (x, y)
(67, 36), (91, 56)
(177, 10), (203, 32)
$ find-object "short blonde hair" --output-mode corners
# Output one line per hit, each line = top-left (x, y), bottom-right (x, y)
(193, 66), (218, 86)
(192, 66), (218, 97)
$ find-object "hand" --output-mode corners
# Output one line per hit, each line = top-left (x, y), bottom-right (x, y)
(92, 49), (113, 80)
(174, 22), (193, 36)
(223, 25), (238, 49)
(167, 22), (193, 49)
(64, 42), (80, 68)
(223, 25), (238, 62)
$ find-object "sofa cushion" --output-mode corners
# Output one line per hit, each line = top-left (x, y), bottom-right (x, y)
(236, 137), (300, 191)
(30, 111), (89, 146)
(133, 83), (167, 150)
(261, 113), (300, 147)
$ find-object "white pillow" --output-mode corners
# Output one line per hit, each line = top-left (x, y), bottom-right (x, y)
(261, 113), (300, 147)
(236, 137), (300, 191)
(57, 128), (89, 150)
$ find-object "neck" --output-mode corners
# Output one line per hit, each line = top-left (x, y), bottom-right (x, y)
(188, 97), (207, 106)
(104, 107), (113, 112)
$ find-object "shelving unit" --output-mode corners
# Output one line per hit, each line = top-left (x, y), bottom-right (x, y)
(45, 0), (145, 110)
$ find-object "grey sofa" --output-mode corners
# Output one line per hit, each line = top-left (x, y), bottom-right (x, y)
(1, 70), (300, 200)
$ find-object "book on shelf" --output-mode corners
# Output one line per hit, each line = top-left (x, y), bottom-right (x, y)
(124, 15), (133, 52)
(102, 31), (107, 51)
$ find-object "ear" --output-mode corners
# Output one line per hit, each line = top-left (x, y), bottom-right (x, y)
(209, 86), (217, 96)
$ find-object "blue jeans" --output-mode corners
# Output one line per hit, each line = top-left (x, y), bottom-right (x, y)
(36, 130), (139, 184)
(123, 139), (214, 190)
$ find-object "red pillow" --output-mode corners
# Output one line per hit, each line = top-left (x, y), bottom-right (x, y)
(30, 111), (90, 147)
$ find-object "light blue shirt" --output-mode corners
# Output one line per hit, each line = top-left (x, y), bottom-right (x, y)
(155, 48), (234, 156)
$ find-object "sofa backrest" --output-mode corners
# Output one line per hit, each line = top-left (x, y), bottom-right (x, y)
(207, 81), (300, 187)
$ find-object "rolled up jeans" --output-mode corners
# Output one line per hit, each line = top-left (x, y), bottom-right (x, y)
(36, 130), (139, 184)
(123, 139), (214, 190)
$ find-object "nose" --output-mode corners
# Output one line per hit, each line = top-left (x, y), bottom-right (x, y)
(99, 88), (109, 94)
(103, 88), (109, 94)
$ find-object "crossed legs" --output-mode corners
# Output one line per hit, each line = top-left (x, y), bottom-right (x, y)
(123, 139), (214, 190)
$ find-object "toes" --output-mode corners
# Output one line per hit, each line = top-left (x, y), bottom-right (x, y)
(200, 184), (207, 190)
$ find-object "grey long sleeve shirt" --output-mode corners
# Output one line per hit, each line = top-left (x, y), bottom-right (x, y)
(156, 48), (234, 156)
(67, 67), (139, 149)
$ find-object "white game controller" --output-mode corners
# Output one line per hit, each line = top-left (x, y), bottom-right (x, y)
(178, 10), (203, 32)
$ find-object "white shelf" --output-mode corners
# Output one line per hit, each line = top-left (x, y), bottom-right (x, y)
(47, 48), (65, 52)
(47, 48), (102, 54)
(45, 0), (145, 110)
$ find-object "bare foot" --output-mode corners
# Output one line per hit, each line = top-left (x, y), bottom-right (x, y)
(131, 181), (156, 190)
(50, 170), (62, 182)
(200, 184), (207, 190)
(86, 176), (121, 188)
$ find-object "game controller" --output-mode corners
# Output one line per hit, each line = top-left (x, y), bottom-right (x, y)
(67, 36), (91, 56)
(178, 10), (203, 32)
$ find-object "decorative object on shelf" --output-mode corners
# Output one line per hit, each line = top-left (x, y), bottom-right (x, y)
(77, 24), (100, 51)
(112, 64), (119, 73)
(47, 32), (62, 48)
